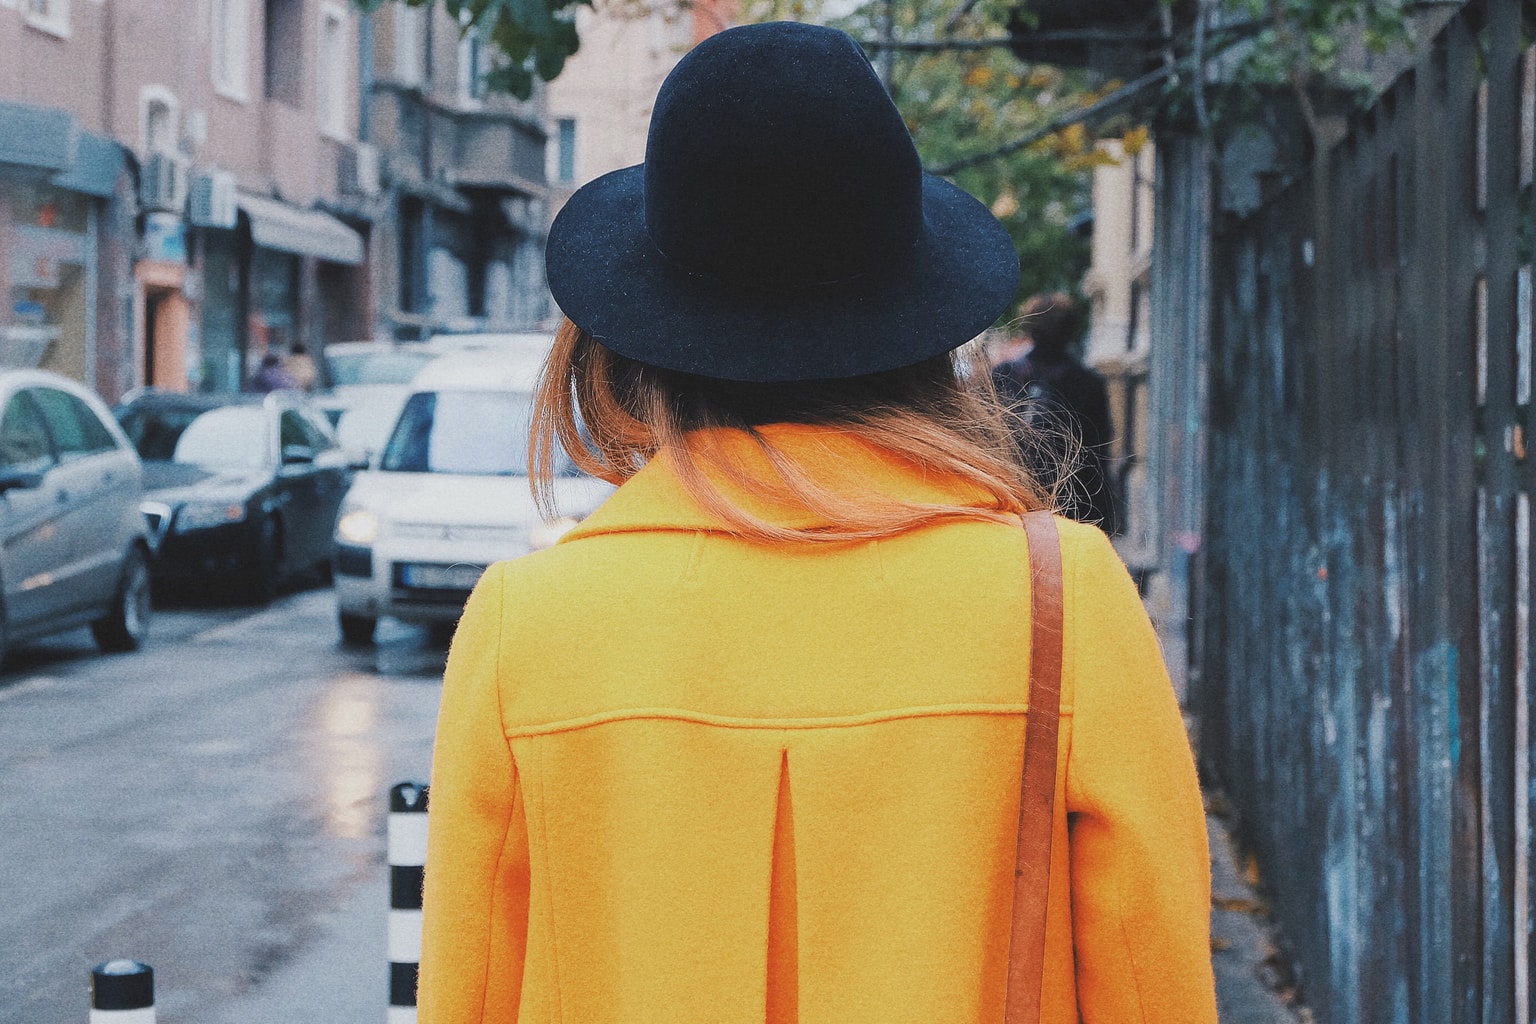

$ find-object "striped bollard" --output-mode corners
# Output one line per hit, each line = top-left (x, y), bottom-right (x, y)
(389, 782), (429, 1024)
(90, 959), (154, 1023)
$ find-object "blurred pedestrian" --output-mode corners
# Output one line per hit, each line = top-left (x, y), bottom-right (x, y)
(419, 22), (1215, 1024)
(284, 342), (318, 391)
(248, 351), (297, 393)
(992, 292), (1120, 534)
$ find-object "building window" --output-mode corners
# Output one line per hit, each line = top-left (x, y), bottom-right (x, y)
(141, 87), (180, 157)
(393, 3), (423, 86)
(317, 4), (348, 137)
(24, 0), (69, 37)
(264, 0), (302, 105)
(457, 11), (487, 106)
(556, 118), (576, 184)
(212, 0), (250, 101)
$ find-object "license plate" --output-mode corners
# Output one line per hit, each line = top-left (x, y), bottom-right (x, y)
(400, 563), (485, 589)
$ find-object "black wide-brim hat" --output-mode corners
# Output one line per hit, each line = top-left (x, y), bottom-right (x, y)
(545, 21), (1020, 383)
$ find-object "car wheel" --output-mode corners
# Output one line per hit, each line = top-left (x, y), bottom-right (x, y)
(92, 547), (152, 653)
(242, 515), (282, 605)
(338, 611), (376, 646)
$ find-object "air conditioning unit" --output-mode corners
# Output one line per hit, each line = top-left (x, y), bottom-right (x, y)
(188, 169), (238, 229)
(139, 152), (189, 214)
(339, 142), (382, 197)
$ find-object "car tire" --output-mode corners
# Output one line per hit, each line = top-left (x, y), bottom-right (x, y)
(92, 547), (152, 653)
(338, 611), (376, 646)
(243, 515), (282, 605)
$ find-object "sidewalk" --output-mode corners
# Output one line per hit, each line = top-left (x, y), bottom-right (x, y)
(1207, 794), (1309, 1024)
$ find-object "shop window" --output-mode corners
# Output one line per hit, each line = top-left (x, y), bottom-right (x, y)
(3, 183), (90, 378)
(24, 0), (69, 38)
(393, 4), (423, 85)
(264, 0), (303, 106)
(317, 4), (349, 137)
(213, 0), (251, 101)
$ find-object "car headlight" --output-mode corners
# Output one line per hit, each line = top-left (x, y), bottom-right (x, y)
(175, 501), (248, 532)
(529, 516), (581, 551)
(336, 509), (381, 545)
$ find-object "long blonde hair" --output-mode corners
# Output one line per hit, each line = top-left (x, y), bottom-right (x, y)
(531, 319), (1064, 544)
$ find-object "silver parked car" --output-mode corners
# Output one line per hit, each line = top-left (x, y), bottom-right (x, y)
(0, 370), (151, 662)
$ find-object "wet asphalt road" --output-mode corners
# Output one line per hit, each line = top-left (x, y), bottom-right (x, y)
(0, 582), (449, 1024)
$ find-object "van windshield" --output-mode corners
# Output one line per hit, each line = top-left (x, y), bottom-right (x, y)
(380, 390), (577, 476)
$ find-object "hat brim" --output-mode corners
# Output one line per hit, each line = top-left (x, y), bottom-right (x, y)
(546, 165), (1020, 383)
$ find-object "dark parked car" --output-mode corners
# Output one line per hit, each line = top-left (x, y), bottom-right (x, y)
(0, 370), (152, 661)
(116, 391), (354, 601)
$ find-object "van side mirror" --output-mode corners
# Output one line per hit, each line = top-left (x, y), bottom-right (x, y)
(0, 468), (44, 493)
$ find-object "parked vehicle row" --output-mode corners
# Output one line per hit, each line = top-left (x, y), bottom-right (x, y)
(0, 332), (614, 669)
(115, 391), (357, 602)
(0, 370), (151, 664)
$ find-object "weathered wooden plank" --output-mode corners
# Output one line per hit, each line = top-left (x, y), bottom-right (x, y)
(1480, 4), (1522, 1020)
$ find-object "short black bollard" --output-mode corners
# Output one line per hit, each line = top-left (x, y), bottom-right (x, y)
(90, 959), (154, 1023)
(388, 782), (429, 1023)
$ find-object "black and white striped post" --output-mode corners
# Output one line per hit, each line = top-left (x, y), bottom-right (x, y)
(389, 781), (429, 1024)
(90, 959), (154, 1023)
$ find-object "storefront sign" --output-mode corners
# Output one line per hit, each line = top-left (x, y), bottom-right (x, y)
(142, 213), (187, 264)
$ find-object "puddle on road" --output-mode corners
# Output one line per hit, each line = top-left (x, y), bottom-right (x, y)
(368, 620), (451, 679)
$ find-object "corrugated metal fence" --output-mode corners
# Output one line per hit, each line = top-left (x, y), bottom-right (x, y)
(1199, 2), (1536, 1020)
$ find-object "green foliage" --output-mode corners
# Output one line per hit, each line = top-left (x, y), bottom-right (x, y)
(350, 0), (588, 99)
(839, 0), (1096, 311)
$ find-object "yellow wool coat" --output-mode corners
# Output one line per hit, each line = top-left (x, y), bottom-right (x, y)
(419, 425), (1217, 1024)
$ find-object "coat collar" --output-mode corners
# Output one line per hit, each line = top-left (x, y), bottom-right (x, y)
(560, 423), (1007, 542)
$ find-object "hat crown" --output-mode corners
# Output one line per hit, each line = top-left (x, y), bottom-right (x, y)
(643, 23), (923, 289)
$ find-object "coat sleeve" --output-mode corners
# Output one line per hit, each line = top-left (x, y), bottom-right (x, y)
(418, 563), (531, 1024)
(1062, 526), (1217, 1023)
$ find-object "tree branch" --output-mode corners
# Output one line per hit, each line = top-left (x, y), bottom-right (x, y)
(926, 60), (1182, 176)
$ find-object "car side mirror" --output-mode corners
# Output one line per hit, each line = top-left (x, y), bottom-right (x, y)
(281, 444), (316, 466)
(342, 447), (370, 471)
(0, 468), (44, 493)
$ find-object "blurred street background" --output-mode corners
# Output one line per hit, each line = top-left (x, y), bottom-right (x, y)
(2, 0), (1534, 1021)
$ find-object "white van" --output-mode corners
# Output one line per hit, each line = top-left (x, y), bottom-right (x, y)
(330, 349), (613, 643)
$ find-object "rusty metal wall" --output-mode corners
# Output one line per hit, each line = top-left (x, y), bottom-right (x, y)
(1199, 2), (1533, 1020)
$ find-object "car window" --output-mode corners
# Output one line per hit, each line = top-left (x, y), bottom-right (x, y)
(279, 409), (332, 453)
(301, 409), (338, 450)
(381, 390), (575, 476)
(169, 407), (269, 469)
(0, 393), (56, 474)
(28, 387), (118, 461)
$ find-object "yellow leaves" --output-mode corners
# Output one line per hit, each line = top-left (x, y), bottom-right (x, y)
(1054, 122), (1088, 156)
(991, 191), (1019, 219)
(1005, 73), (1021, 90)
(1121, 125), (1150, 157)
(1062, 148), (1123, 172)
(964, 65), (993, 88)
(1027, 69), (1056, 90)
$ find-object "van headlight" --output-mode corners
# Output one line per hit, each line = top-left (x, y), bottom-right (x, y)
(336, 509), (381, 545)
(529, 516), (581, 550)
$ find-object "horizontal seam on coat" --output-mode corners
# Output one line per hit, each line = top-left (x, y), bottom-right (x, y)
(502, 702), (1076, 738)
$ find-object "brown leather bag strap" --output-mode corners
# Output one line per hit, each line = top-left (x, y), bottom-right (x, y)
(1005, 510), (1064, 1024)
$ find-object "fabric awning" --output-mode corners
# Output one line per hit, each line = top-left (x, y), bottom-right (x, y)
(51, 132), (127, 198)
(0, 100), (77, 172)
(238, 192), (364, 265)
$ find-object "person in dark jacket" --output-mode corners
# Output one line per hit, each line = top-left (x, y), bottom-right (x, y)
(992, 292), (1120, 534)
